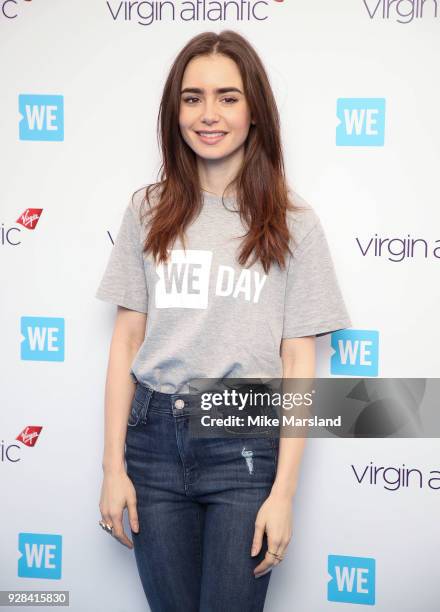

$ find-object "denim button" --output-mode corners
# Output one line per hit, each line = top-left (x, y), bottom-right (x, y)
(174, 399), (185, 409)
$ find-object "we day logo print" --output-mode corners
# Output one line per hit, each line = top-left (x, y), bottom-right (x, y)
(155, 249), (267, 309)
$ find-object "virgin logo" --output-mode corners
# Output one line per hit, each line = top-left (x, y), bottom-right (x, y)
(362, 0), (437, 22)
(16, 208), (43, 230)
(16, 425), (43, 447)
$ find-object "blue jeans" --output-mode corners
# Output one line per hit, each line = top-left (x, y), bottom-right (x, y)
(124, 380), (280, 612)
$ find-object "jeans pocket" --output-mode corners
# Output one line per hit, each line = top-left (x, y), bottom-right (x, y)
(127, 398), (142, 427)
(127, 385), (152, 427)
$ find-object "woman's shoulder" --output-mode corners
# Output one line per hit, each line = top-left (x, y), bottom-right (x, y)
(286, 188), (321, 250)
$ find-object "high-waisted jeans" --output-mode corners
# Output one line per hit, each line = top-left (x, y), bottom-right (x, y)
(124, 379), (280, 612)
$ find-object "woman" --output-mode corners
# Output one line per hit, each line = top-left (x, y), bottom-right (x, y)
(95, 30), (351, 612)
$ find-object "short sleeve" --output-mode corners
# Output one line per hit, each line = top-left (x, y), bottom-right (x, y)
(282, 215), (352, 338)
(95, 200), (148, 313)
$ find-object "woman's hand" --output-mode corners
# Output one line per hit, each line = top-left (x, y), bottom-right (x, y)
(99, 467), (139, 549)
(251, 491), (293, 578)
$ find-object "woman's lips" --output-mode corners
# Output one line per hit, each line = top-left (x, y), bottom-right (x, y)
(196, 131), (228, 145)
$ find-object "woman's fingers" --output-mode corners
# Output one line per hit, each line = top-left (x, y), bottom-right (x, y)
(254, 532), (284, 577)
(253, 550), (278, 578)
(126, 498), (139, 534)
(250, 521), (265, 556)
(109, 511), (134, 549)
(100, 511), (113, 531)
(99, 473), (139, 548)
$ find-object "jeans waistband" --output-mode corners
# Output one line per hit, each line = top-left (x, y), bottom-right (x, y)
(134, 379), (274, 418)
(135, 379), (211, 415)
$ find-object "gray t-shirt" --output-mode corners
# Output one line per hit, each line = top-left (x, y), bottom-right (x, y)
(95, 187), (352, 393)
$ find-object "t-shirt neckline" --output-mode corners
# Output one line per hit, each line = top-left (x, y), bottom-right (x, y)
(201, 189), (236, 203)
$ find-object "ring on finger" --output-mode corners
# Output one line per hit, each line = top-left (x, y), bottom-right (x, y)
(99, 520), (114, 535)
(268, 550), (283, 562)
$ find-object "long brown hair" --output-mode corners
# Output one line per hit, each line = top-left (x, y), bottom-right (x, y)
(136, 30), (304, 274)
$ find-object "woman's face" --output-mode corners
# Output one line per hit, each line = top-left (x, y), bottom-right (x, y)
(179, 53), (253, 162)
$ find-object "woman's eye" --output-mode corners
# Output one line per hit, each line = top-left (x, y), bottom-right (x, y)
(182, 96), (238, 104)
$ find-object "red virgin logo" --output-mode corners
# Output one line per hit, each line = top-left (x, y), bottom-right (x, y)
(16, 208), (43, 230)
(16, 426), (43, 447)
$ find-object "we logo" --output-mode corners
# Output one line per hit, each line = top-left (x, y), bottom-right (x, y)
(330, 329), (379, 376)
(18, 533), (62, 579)
(20, 316), (65, 362)
(336, 98), (385, 146)
(327, 554), (376, 605)
(19, 94), (64, 141)
(156, 250), (213, 309)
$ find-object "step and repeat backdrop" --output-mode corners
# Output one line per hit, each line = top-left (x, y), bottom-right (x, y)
(1, 1), (439, 610)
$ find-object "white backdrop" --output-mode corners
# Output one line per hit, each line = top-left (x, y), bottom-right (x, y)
(1, 0), (439, 610)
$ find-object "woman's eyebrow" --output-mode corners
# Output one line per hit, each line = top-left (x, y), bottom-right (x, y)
(180, 87), (243, 94)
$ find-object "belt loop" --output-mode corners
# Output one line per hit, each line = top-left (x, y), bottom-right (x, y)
(139, 387), (153, 424)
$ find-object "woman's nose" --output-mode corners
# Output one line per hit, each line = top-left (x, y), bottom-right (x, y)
(200, 99), (220, 123)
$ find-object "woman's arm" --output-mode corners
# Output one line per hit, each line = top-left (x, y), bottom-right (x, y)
(102, 306), (147, 473)
(270, 335), (315, 498)
(252, 335), (315, 577)
(99, 306), (147, 549)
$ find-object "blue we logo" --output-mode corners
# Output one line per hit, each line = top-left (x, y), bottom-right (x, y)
(330, 329), (379, 376)
(20, 316), (65, 361)
(19, 94), (64, 141)
(336, 98), (385, 146)
(328, 554), (375, 605)
(18, 533), (62, 579)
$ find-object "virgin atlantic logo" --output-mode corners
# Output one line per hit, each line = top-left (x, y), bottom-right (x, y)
(1, 208), (43, 247)
(356, 233), (440, 262)
(363, 0), (439, 23)
(1, 426), (43, 463)
(106, 0), (284, 25)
